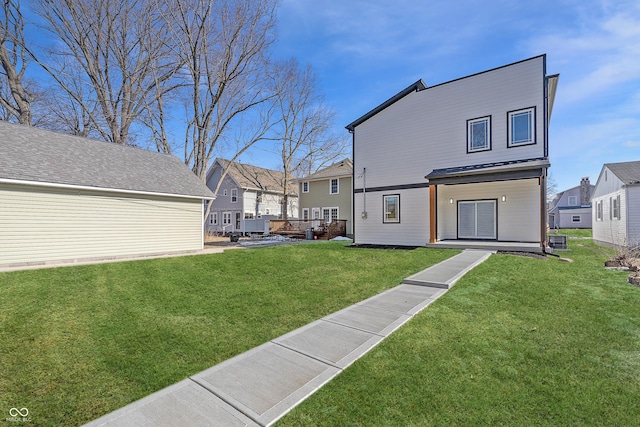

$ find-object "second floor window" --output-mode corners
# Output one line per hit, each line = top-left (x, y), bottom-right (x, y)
(568, 196), (577, 206)
(467, 116), (491, 152)
(330, 178), (339, 194)
(508, 107), (535, 147)
(231, 189), (238, 203)
(302, 182), (309, 193)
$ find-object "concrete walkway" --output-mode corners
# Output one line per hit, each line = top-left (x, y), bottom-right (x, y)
(84, 249), (493, 427)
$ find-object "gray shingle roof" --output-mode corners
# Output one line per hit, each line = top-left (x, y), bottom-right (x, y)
(215, 158), (298, 196)
(0, 121), (213, 199)
(606, 160), (640, 185)
(302, 158), (353, 181)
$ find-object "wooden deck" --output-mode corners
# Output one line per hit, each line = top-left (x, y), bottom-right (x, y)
(269, 220), (347, 240)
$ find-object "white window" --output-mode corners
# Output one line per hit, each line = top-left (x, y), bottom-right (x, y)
(383, 194), (400, 223)
(572, 215), (581, 223)
(330, 178), (339, 194)
(244, 212), (254, 220)
(209, 213), (218, 225)
(323, 207), (339, 223)
(223, 189), (228, 196)
(467, 116), (491, 152)
(596, 200), (603, 221)
(302, 208), (309, 221)
(302, 182), (309, 193)
(222, 212), (232, 225)
(568, 196), (577, 206)
(612, 195), (621, 220)
(231, 188), (238, 203)
(312, 208), (321, 219)
(508, 107), (535, 147)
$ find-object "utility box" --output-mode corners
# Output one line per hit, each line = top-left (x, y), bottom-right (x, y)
(548, 235), (567, 250)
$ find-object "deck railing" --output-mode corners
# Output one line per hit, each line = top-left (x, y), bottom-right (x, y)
(269, 219), (347, 239)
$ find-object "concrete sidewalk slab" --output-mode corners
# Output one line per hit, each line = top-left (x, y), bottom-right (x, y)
(273, 320), (384, 368)
(84, 379), (259, 427)
(323, 304), (413, 336)
(191, 342), (340, 426)
(403, 249), (493, 288)
(357, 285), (444, 315)
(83, 249), (493, 427)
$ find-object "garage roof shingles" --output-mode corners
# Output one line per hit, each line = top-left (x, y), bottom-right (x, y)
(0, 121), (213, 199)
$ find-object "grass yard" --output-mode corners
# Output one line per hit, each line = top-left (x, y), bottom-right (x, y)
(0, 242), (455, 426)
(278, 237), (640, 426)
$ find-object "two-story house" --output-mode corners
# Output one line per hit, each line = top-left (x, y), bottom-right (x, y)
(346, 55), (559, 251)
(548, 177), (594, 229)
(205, 158), (298, 235)
(298, 158), (353, 236)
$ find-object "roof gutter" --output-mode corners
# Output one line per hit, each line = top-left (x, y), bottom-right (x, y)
(0, 178), (215, 201)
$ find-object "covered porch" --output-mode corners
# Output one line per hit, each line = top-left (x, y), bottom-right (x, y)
(426, 158), (550, 252)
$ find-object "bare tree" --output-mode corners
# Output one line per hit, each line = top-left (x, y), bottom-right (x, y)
(269, 58), (348, 219)
(163, 0), (279, 180)
(32, 0), (180, 145)
(0, 0), (32, 125)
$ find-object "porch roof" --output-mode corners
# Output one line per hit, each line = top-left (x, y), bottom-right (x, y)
(425, 157), (549, 185)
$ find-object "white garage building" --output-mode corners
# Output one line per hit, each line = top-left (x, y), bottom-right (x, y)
(0, 121), (214, 269)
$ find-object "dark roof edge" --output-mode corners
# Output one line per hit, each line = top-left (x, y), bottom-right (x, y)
(345, 80), (427, 131)
(345, 54), (548, 132)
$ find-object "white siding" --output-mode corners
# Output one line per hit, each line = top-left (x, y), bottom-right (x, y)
(354, 188), (430, 246)
(353, 57), (546, 190)
(627, 186), (640, 246)
(592, 189), (626, 246)
(437, 179), (541, 242)
(0, 183), (203, 266)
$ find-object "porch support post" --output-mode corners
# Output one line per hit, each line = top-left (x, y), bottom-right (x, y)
(540, 173), (547, 249)
(429, 184), (437, 243)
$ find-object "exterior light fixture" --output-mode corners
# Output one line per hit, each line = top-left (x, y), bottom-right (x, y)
(449, 198), (454, 204)
(501, 195), (507, 202)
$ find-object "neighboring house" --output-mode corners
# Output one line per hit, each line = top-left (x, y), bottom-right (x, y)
(592, 160), (640, 248)
(0, 121), (213, 268)
(346, 55), (559, 251)
(205, 158), (298, 235)
(298, 158), (353, 236)
(548, 177), (594, 229)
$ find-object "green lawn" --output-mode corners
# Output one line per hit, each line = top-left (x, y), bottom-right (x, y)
(0, 242), (455, 427)
(278, 238), (640, 426)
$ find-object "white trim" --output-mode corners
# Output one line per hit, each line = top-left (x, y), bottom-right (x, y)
(507, 107), (535, 147)
(329, 178), (339, 194)
(302, 182), (309, 193)
(467, 116), (491, 152)
(0, 178), (213, 201)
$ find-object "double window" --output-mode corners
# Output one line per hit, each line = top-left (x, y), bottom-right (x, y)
(466, 107), (536, 152)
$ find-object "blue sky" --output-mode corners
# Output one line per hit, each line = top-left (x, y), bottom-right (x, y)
(252, 0), (640, 193)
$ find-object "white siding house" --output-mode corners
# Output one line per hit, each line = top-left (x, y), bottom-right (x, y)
(0, 121), (214, 269)
(346, 55), (559, 251)
(205, 159), (298, 235)
(548, 177), (594, 229)
(592, 161), (640, 247)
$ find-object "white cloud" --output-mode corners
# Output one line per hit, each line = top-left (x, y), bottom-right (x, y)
(624, 141), (640, 148)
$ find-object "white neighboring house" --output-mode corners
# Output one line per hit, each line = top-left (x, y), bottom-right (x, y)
(346, 55), (559, 251)
(0, 121), (214, 269)
(548, 177), (594, 229)
(205, 158), (298, 235)
(592, 160), (640, 248)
